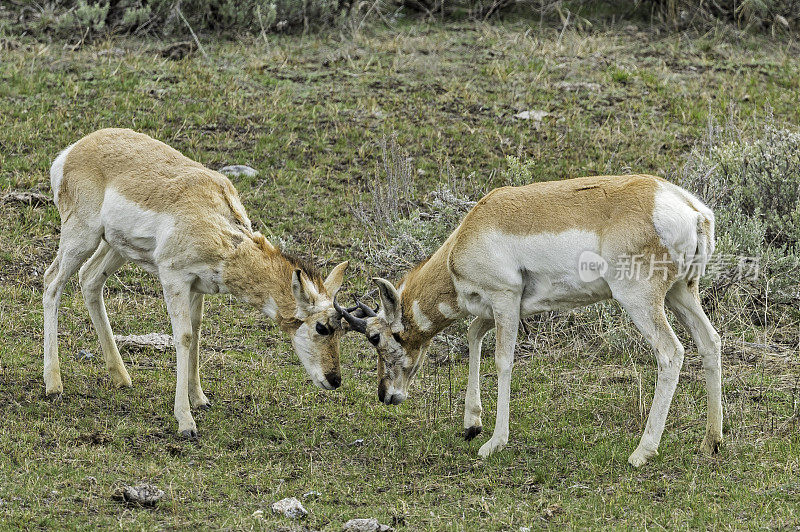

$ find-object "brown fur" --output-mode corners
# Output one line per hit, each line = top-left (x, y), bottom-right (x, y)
(451, 174), (660, 251)
(396, 175), (669, 347)
(222, 238), (324, 333)
(61, 128), (325, 331)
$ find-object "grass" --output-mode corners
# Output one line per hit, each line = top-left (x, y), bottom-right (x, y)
(1, 18), (799, 529)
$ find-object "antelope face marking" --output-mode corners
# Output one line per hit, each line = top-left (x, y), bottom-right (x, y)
(290, 261), (349, 390)
(335, 277), (428, 405)
(365, 318), (428, 405)
(291, 304), (344, 390)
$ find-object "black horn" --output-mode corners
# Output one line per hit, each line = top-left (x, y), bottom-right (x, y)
(334, 294), (367, 334)
(354, 298), (378, 317)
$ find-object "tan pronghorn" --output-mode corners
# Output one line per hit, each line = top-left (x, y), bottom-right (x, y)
(339, 174), (722, 466)
(44, 128), (350, 437)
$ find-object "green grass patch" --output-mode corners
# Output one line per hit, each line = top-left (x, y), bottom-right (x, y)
(1, 20), (799, 529)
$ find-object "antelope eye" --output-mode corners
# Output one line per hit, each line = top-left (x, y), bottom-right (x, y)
(368, 334), (380, 346)
(392, 333), (402, 344)
(315, 322), (331, 335)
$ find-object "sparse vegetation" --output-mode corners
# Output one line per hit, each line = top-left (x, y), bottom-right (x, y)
(1, 16), (799, 530)
(680, 113), (800, 334)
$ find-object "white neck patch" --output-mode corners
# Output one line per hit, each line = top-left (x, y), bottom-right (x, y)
(262, 296), (278, 318)
(411, 300), (433, 332)
(437, 302), (457, 319)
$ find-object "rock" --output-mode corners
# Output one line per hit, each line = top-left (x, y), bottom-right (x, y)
(115, 483), (165, 507)
(1, 191), (51, 206)
(342, 518), (393, 532)
(219, 165), (258, 177)
(271, 497), (308, 519)
(303, 490), (322, 500)
(114, 333), (173, 352)
(77, 349), (94, 361)
(349, 439), (365, 447)
(513, 110), (549, 121)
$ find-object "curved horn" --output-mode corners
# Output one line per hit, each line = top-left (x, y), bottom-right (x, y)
(354, 298), (378, 317)
(334, 294), (367, 334)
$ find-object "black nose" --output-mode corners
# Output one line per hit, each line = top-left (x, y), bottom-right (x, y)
(325, 372), (341, 389)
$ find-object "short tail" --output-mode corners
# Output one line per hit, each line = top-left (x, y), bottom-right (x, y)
(50, 143), (75, 208)
(689, 212), (715, 279)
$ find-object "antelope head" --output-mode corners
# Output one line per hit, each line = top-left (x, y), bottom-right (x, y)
(336, 278), (429, 405)
(289, 261), (350, 390)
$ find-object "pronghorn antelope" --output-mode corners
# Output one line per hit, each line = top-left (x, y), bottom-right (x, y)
(44, 128), (350, 437)
(339, 174), (722, 467)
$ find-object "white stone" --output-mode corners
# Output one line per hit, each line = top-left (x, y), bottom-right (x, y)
(271, 497), (308, 519)
(513, 110), (549, 121)
(118, 484), (165, 507)
(219, 165), (258, 177)
(114, 333), (174, 352)
(342, 518), (393, 532)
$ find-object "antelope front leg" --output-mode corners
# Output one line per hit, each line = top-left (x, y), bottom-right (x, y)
(188, 292), (210, 409)
(464, 317), (494, 440)
(478, 295), (520, 458)
(163, 279), (197, 438)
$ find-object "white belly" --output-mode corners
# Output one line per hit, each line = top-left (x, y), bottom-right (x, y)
(453, 229), (613, 318)
(100, 189), (171, 275)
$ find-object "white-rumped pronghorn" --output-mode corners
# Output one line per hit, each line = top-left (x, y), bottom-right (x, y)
(339, 174), (722, 467)
(44, 128), (350, 437)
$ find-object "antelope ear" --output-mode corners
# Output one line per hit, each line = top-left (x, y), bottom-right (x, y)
(373, 277), (402, 329)
(323, 261), (349, 296)
(291, 269), (319, 317)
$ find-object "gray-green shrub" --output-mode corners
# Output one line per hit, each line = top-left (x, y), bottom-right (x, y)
(680, 114), (800, 321)
(6, 0), (352, 38)
(643, 0), (800, 31)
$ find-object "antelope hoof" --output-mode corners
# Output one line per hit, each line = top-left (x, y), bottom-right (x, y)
(478, 437), (506, 458)
(628, 446), (658, 468)
(198, 402), (212, 411)
(464, 425), (482, 441)
(45, 379), (63, 398)
(45, 390), (63, 403)
(179, 429), (198, 440)
(700, 435), (722, 456)
(109, 368), (132, 388)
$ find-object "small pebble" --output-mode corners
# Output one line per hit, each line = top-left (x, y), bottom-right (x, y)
(342, 518), (393, 532)
(219, 165), (258, 177)
(271, 497), (307, 519)
(115, 483), (165, 507)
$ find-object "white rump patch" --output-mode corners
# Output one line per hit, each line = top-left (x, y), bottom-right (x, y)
(652, 182), (713, 270)
(50, 142), (76, 206)
(411, 300), (434, 331)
